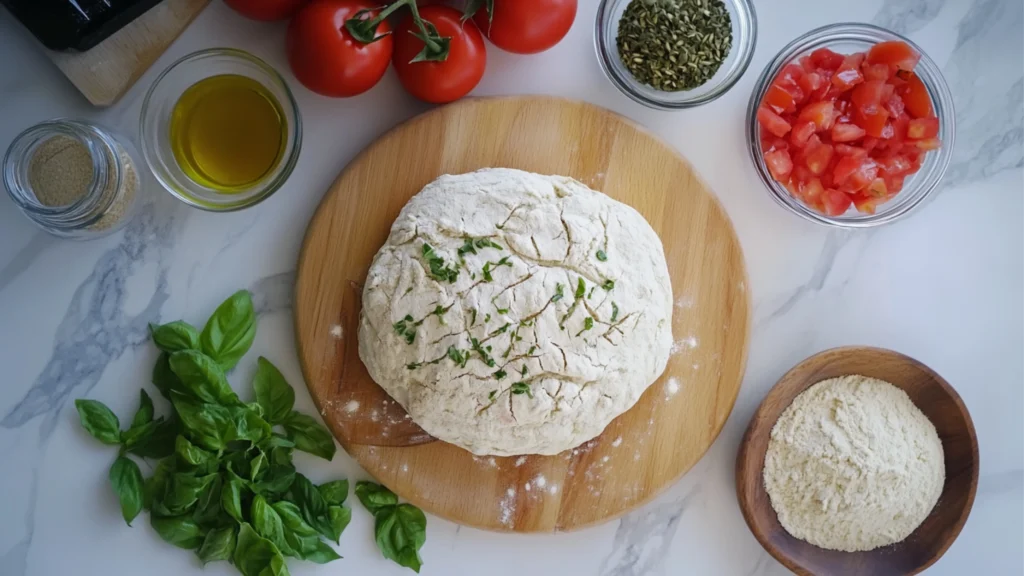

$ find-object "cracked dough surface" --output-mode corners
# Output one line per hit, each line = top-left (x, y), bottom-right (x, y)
(358, 168), (673, 456)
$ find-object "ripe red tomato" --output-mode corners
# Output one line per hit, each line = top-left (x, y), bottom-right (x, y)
(867, 41), (921, 71)
(392, 6), (486, 103)
(224, 0), (307, 21)
(286, 0), (392, 97)
(473, 0), (576, 54)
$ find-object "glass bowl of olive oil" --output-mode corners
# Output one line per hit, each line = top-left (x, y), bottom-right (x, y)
(140, 48), (301, 211)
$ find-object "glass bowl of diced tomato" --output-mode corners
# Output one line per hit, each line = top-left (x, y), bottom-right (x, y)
(747, 23), (954, 227)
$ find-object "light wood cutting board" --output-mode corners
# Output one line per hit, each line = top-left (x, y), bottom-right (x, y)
(295, 96), (750, 532)
(45, 0), (210, 107)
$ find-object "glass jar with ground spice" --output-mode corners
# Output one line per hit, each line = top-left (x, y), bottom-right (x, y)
(3, 119), (143, 239)
(595, 0), (757, 109)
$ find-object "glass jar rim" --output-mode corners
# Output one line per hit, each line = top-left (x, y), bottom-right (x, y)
(3, 119), (124, 230)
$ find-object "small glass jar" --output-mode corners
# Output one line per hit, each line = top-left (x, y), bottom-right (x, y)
(3, 119), (144, 239)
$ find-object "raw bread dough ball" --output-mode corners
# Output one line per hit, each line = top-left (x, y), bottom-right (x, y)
(359, 168), (673, 456)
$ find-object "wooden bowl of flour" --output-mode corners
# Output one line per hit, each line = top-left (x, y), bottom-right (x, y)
(736, 346), (979, 576)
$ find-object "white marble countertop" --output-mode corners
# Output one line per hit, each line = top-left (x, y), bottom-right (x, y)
(1, 0), (1021, 574)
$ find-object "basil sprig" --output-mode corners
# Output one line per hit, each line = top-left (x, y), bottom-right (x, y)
(356, 481), (427, 573)
(75, 290), (350, 576)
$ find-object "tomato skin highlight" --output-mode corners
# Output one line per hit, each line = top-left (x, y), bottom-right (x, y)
(906, 117), (940, 139)
(392, 6), (487, 104)
(899, 72), (933, 118)
(474, 0), (577, 54)
(832, 123), (866, 142)
(225, 0), (307, 21)
(286, 0), (392, 97)
(764, 149), (794, 181)
(823, 188), (853, 216)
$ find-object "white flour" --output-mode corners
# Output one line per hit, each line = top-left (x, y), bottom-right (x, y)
(763, 375), (945, 552)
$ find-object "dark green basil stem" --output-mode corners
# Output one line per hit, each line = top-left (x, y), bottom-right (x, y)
(345, 0), (449, 62)
(616, 0), (733, 92)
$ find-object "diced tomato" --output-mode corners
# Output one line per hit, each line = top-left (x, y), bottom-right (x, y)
(791, 164), (813, 186)
(914, 138), (942, 150)
(907, 117), (940, 139)
(898, 72), (933, 118)
(835, 144), (867, 158)
(867, 41), (921, 71)
(833, 155), (862, 184)
(798, 56), (816, 73)
(853, 106), (890, 138)
(823, 188), (853, 216)
(798, 101), (835, 131)
(851, 80), (887, 110)
(765, 83), (797, 113)
(790, 121), (817, 148)
(758, 106), (792, 137)
(832, 123), (866, 142)
(764, 149), (793, 181)
(798, 72), (825, 95)
(778, 63), (804, 86)
(851, 192), (882, 214)
(846, 158), (879, 192)
(865, 177), (888, 197)
(833, 54), (865, 90)
(886, 175), (906, 193)
(862, 137), (880, 152)
(810, 47), (845, 70)
(798, 177), (825, 203)
(885, 93), (906, 117)
(804, 143), (835, 175)
(877, 155), (912, 176)
(862, 62), (892, 81)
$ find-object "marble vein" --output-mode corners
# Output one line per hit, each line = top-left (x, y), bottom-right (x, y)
(597, 486), (700, 576)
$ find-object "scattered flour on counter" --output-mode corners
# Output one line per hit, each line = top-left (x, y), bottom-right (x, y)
(665, 377), (680, 396)
(514, 456), (528, 467)
(533, 474), (547, 488)
(601, 455), (610, 463)
(329, 325), (343, 339)
(611, 436), (623, 447)
(675, 295), (694, 309)
(548, 485), (558, 495)
(488, 457), (497, 467)
(524, 482), (532, 491)
(401, 464), (409, 472)
(344, 401), (359, 413)
(370, 410), (379, 422)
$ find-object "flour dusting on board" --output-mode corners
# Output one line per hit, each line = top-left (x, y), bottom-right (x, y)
(498, 487), (516, 526)
(671, 336), (698, 355)
(344, 401), (359, 413)
(329, 324), (343, 339)
(665, 377), (680, 397)
(611, 436), (623, 447)
(514, 456), (528, 467)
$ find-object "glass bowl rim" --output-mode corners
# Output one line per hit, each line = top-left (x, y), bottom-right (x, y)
(594, 0), (758, 110)
(746, 22), (956, 228)
(139, 47), (303, 212)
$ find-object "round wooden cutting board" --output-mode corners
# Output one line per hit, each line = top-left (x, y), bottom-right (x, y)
(295, 97), (749, 532)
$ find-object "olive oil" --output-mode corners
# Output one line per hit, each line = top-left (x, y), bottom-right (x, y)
(169, 74), (286, 192)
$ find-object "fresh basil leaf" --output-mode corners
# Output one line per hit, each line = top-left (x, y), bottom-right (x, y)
(169, 350), (240, 406)
(131, 389), (155, 428)
(171, 394), (228, 451)
(318, 480), (349, 505)
(252, 494), (293, 556)
(109, 456), (144, 525)
(152, 352), (182, 400)
(127, 415), (179, 459)
(227, 406), (271, 445)
(144, 457), (174, 512)
(283, 412), (336, 461)
(249, 452), (267, 483)
(375, 503), (427, 573)
(355, 481), (399, 515)
(192, 473), (223, 527)
(270, 501), (319, 557)
(197, 525), (236, 565)
(262, 433), (296, 452)
(163, 472), (217, 515)
(150, 321), (201, 354)
(287, 473), (333, 541)
(121, 419), (157, 449)
(222, 476), (246, 523)
(252, 357), (295, 425)
(175, 435), (215, 468)
(74, 399), (121, 445)
(151, 515), (204, 549)
(234, 522), (288, 576)
(328, 505), (351, 542)
(253, 464), (296, 497)
(200, 290), (257, 371)
(304, 540), (342, 564)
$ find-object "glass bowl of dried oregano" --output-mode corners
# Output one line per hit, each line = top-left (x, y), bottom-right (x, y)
(595, 0), (757, 109)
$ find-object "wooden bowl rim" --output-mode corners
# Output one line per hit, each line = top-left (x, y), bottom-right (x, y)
(735, 345), (979, 575)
